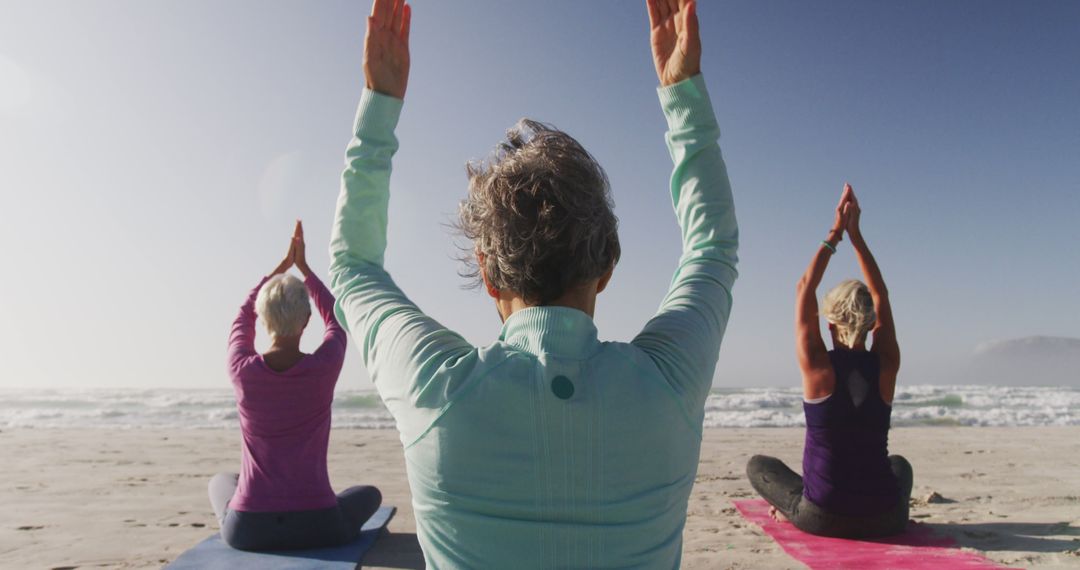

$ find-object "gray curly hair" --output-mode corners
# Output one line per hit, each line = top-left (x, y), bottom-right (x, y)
(457, 119), (620, 305)
(821, 279), (877, 347)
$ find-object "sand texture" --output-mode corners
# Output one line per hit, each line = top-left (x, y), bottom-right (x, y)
(3, 427), (1079, 569)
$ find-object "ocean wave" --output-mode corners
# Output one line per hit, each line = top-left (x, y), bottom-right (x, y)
(1, 386), (1078, 429)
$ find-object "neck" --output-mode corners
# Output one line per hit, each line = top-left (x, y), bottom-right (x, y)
(833, 339), (867, 351)
(269, 336), (302, 353)
(497, 282), (599, 322)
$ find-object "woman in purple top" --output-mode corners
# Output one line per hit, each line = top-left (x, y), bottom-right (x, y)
(747, 185), (912, 538)
(209, 221), (381, 551)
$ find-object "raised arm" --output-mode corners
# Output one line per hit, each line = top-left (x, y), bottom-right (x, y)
(290, 220), (347, 360)
(632, 0), (738, 410)
(328, 0), (473, 443)
(227, 236), (294, 372)
(795, 186), (852, 400)
(845, 188), (900, 401)
(226, 278), (266, 373)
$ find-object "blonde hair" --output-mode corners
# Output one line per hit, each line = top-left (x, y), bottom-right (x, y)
(821, 279), (876, 348)
(255, 274), (311, 339)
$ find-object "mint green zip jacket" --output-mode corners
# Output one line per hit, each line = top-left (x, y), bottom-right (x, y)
(329, 74), (737, 569)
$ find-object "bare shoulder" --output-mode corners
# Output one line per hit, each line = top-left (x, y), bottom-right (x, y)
(801, 362), (836, 401)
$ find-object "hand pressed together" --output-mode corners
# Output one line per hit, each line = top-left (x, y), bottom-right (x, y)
(270, 220), (311, 278)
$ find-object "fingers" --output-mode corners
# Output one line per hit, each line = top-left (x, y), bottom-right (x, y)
(646, 0), (661, 30)
(673, 0), (684, 34)
(844, 182), (859, 203)
(371, 0), (392, 27)
(391, 0), (404, 35)
(683, 1), (699, 48)
(837, 183), (855, 209)
(657, 0), (671, 22)
(840, 184), (861, 221)
(401, 2), (411, 42)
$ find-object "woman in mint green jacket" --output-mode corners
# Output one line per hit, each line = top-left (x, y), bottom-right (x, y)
(329, 0), (737, 567)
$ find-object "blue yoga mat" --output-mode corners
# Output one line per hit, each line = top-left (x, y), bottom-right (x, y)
(165, 506), (396, 570)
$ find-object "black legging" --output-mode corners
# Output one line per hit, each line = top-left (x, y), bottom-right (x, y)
(208, 472), (382, 551)
(746, 455), (913, 539)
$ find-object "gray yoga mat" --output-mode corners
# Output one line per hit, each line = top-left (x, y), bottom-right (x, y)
(165, 506), (396, 570)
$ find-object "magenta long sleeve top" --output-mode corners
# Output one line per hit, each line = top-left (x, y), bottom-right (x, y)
(225, 273), (347, 512)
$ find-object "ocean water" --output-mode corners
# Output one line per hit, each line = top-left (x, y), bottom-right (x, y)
(1, 385), (1078, 429)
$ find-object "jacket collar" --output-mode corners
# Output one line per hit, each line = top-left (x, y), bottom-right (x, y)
(498, 306), (599, 359)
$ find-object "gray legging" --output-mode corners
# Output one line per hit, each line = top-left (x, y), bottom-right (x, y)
(208, 473), (382, 552)
(746, 455), (913, 539)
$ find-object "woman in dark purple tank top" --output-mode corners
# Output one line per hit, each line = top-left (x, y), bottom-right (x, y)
(746, 184), (912, 538)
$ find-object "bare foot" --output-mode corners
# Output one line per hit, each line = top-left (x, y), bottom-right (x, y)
(769, 506), (788, 523)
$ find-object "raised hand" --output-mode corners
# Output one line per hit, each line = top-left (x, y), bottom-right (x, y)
(271, 232), (296, 277)
(647, 0), (702, 86)
(842, 184), (862, 240)
(364, 0), (412, 99)
(292, 220), (311, 277)
(832, 183), (855, 236)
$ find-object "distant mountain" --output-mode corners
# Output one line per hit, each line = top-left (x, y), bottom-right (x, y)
(968, 336), (1080, 386)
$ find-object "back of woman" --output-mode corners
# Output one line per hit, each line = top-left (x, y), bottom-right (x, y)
(803, 349), (898, 517)
(229, 352), (340, 513)
(397, 338), (710, 568)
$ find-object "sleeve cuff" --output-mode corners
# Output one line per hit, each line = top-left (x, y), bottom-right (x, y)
(657, 74), (718, 131)
(354, 88), (405, 137)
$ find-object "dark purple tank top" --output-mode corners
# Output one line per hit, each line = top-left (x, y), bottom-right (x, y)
(802, 349), (899, 516)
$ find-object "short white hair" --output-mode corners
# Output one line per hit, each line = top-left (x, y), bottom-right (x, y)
(821, 279), (876, 348)
(255, 274), (311, 339)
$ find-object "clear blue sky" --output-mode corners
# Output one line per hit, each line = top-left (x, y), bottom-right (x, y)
(1, 1), (1077, 389)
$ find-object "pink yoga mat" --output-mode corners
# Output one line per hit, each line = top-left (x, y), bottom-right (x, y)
(734, 499), (1016, 569)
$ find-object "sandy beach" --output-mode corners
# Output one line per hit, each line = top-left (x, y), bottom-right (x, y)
(3, 427), (1079, 569)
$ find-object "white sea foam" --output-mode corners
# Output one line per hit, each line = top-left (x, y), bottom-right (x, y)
(0, 385), (1077, 429)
